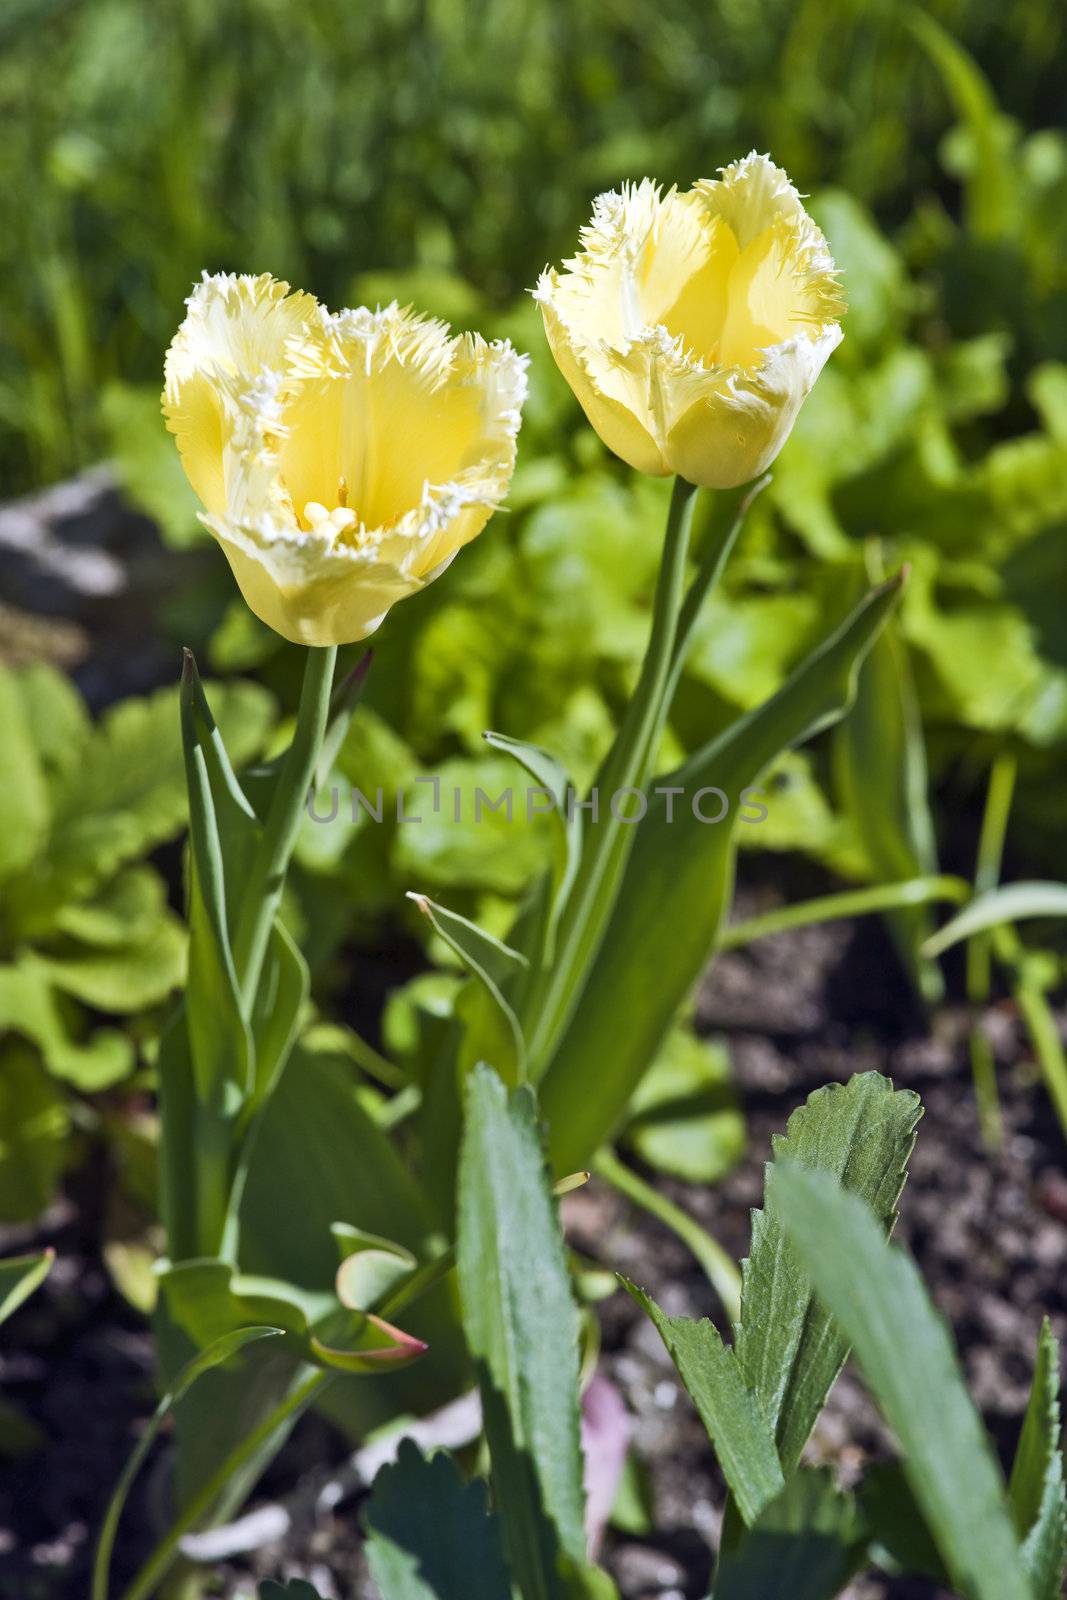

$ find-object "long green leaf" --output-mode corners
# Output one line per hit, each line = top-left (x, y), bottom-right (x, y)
(773, 1163), (1033, 1600)
(833, 584), (942, 1001)
(0, 1248), (54, 1326)
(1010, 1319), (1067, 1600)
(179, 651), (257, 1106)
(713, 1468), (865, 1600)
(457, 1064), (587, 1598)
(736, 1072), (921, 1474)
(623, 1280), (783, 1526)
(408, 893), (527, 1084)
(923, 882), (1067, 956)
(539, 576), (903, 1174)
(92, 1325), (283, 1600)
(483, 730), (582, 966)
(364, 1439), (510, 1600)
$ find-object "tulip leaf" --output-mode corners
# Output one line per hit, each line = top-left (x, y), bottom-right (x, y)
(622, 1279), (784, 1527)
(457, 1063), (587, 1596)
(92, 1324), (283, 1600)
(712, 1468), (866, 1600)
(1010, 1318), (1067, 1600)
(408, 892), (527, 1085)
(923, 881), (1067, 956)
(0, 1247), (54, 1326)
(772, 1162), (1032, 1600)
(735, 1072), (921, 1475)
(363, 1439), (510, 1600)
(833, 584), (943, 1001)
(247, 918), (308, 1111)
(540, 574), (904, 1173)
(483, 729), (582, 962)
(180, 651), (257, 1104)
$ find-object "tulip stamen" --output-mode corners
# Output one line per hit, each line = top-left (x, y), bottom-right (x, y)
(337, 476), (349, 508)
(304, 500), (358, 539)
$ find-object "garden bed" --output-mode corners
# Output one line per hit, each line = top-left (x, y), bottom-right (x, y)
(4, 898), (1063, 1600)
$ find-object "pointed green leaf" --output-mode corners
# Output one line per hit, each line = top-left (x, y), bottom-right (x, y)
(92, 1324), (282, 1600)
(833, 591), (942, 1001)
(364, 1439), (510, 1600)
(409, 893), (527, 1084)
(540, 576), (904, 1174)
(923, 882), (1067, 957)
(772, 1162), (1032, 1600)
(735, 1073), (921, 1474)
(180, 651), (257, 1103)
(0, 1248), (54, 1326)
(458, 1064), (587, 1595)
(1010, 1319), (1067, 1600)
(713, 1468), (865, 1600)
(623, 1280), (783, 1527)
(483, 730), (582, 962)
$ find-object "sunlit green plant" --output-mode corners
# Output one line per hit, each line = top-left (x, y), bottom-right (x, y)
(92, 152), (1018, 1600)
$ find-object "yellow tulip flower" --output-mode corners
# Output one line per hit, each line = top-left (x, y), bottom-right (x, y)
(163, 274), (528, 645)
(535, 152), (844, 489)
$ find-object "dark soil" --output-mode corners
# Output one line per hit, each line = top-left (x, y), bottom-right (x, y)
(3, 887), (1066, 1599)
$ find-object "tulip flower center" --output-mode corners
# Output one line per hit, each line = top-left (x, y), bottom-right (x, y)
(654, 220), (813, 372)
(278, 358), (486, 539)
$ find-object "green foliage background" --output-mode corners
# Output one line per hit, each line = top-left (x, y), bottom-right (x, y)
(2, 0), (1067, 1229)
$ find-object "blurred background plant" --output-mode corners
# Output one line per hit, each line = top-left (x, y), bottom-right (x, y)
(1, 0), (1066, 1280)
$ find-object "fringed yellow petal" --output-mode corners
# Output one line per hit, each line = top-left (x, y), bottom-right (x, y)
(536, 152), (844, 488)
(164, 287), (528, 645)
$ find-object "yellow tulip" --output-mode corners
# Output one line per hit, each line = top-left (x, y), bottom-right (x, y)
(163, 274), (528, 645)
(535, 152), (844, 489)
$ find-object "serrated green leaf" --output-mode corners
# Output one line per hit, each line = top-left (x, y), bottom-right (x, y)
(364, 1439), (510, 1600)
(0, 1247), (54, 1326)
(540, 576), (903, 1175)
(713, 1468), (865, 1600)
(736, 1073), (921, 1475)
(623, 1280), (783, 1527)
(458, 1064), (587, 1596)
(1010, 1319), (1067, 1600)
(773, 1162), (1032, 1600)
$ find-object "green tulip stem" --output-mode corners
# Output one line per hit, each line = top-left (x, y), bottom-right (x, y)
(232, 644), (337, 1011)
(524, 474), (700, 1073)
